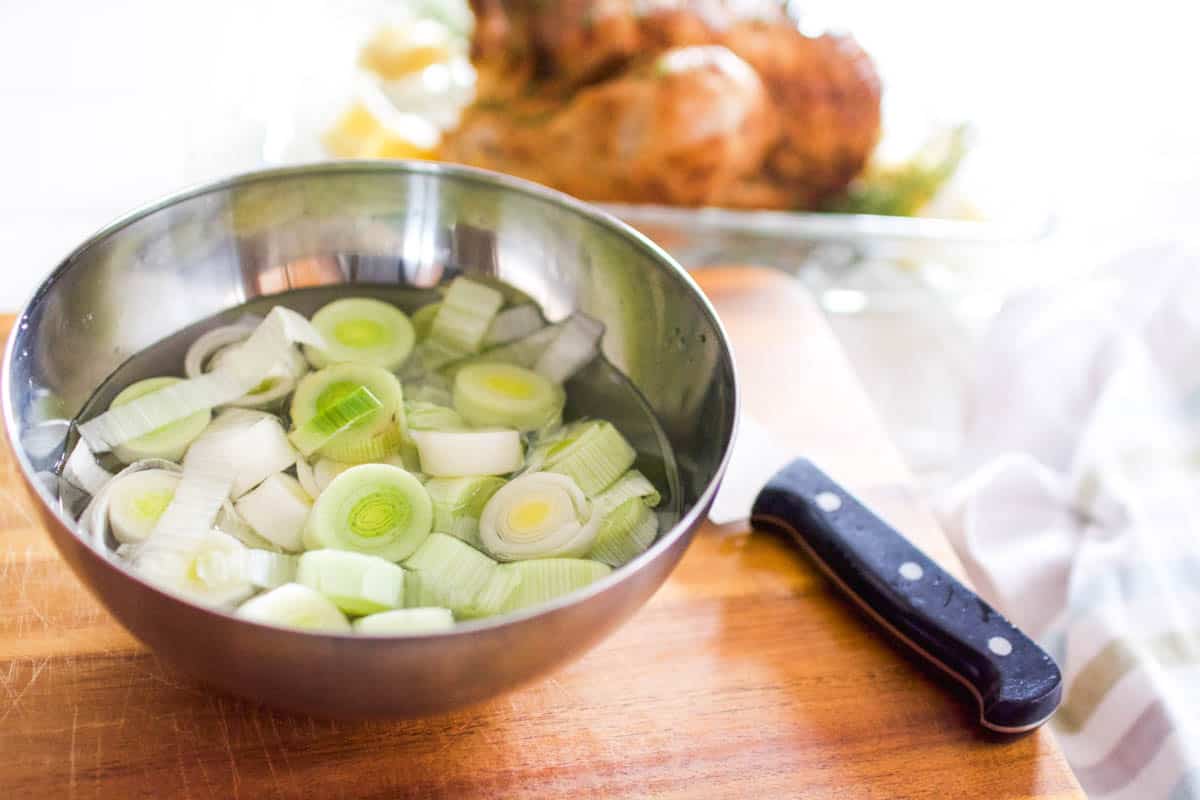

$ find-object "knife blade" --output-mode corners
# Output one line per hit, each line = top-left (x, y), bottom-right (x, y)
(708, 412), (1063, 733)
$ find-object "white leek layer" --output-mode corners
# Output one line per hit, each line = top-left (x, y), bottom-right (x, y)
(186, 416), (298, 498)
(429, 277), (504, 354)
(80, 307), (323, 452)
(62, 439), (113, 496)
(534, 313), (604, 383)
(479, 472), (599, 561)
(592, 469), (661, 515)
(410, 428), (523, 477)
(234, 473), (312, 552)
(484, 305), (544, 346)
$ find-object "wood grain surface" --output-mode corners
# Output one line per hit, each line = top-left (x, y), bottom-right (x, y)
(0, 266), (1082, 799)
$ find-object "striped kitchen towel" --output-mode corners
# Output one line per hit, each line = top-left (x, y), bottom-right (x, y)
(938, 245), (1200, 799)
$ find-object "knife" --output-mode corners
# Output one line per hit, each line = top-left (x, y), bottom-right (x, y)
(709, 415), (1063, 733)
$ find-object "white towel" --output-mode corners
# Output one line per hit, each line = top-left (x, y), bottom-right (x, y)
(937, 244), (1200, 799)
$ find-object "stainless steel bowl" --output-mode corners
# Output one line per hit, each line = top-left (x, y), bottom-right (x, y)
(1, 161), (737, 718)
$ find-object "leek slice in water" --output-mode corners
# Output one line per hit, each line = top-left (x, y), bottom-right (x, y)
(132, 530), (257, 608)
(484, 305), (544, 347)
(442, 324), (561, 377)
(403, 532), (519, 617)
(245, 549), (297, 589)
(288, 385), (382, 457)
(537, 420), (636, 496)
(290, 364), (404, 463)
(80, 307), (323, 452)
(410, 302), (441, 341)
(353, 607), (454, 635)
(77, 457), (179, 551)
(424, 476), (506, 548)
(429, 277), (503, 354)
(586, 497), (659, 567)
(534, 313), (604, 383)
(108, 377), (213, 464)
(107, 468), (180, 545)
(294, 457), (321, 498)
(215, 501), (283, 552)
(304, 297), (416, 371)
(234, 473), (312, 552)
(410, 428), (523, 477)
(296, 549), (406, 616)
(404, 401), (468, 432)
(235, 582), (351, 633)
(452, 363), (565, 432)
(313, 458), (354, 492)
(184, 320), (258, 379)
(479, 472), (599, 561)
(186, 416), (298, 498)
(592, 469), (662, 515)
(404, 380), (453, 408)
(498, 558), (612, 613)
(304, 463), (432, 561)
(187, 319), (310, 409)
(63, 440), (114, 496)
(207, 344), (307, 409)
(205, 407), (277, 433)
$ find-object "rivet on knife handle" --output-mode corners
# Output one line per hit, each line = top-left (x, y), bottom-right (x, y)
(750, 458), (1062, 733)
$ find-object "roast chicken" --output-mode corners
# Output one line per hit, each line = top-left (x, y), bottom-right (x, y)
(439, 1), (882, 210)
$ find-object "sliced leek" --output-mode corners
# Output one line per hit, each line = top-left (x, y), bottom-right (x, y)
(592, 469), (662, 515)
(534, 313), (604, 383)
(498, 558), (611, 613)
(304, 463), (432, 561)
(234, 473), (312, 552)
(424, 476), (506, 547)
(403, 532), (519, 617)
(216, 501), (283, 552)
(313, 458), (354, 492)
(429, 277), (503, 354)
(186, 416), (297, 498)
(296, 549), (406, 616)
(410, 428), (523, 477)
(63, 440), (113, 496)
(290, 364), (404, 463)
(539, 420), (636, 496)
(188, 320), (309, 409)
(235, 582), (351, 633)
(183, 320), (257, 379)
(294, 457), (321, 498)
(304, 297), (416, 371)
(80, 307), (322, 452)
(288, 386), (382, 456)
(410, 301), (441, 341)
(245, 549), (297, 589)
(77, 458), (179, 551)
(484, 305), (544, 347)
(586, 497), (659, 567)
(452, 363), (564, 432)
(72, 285), (667, 629)
(478, 472), (599, 561)
(132, 530), (256, 608)
(352, 607), (454, 635)
(404, 401), (468, 432)
(109, 377), (212, 464)
(403, 379), (453, 407)
(208, 344), (306, 409)
(107, 468), (180, 545)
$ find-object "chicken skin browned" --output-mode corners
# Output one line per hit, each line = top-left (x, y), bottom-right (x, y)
(440, 1), (882, 210)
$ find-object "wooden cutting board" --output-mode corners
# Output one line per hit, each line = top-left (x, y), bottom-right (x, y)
(0, 266), (1082, 799)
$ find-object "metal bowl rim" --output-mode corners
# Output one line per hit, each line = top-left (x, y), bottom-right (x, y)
(0, 159), (740, 640)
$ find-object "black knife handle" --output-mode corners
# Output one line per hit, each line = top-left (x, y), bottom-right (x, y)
(750, 458), (1062, 733)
